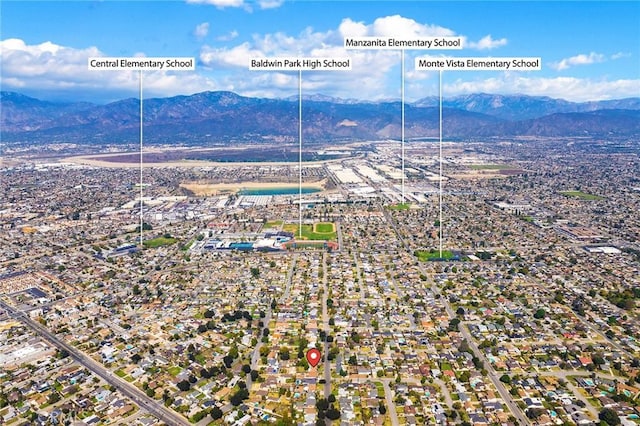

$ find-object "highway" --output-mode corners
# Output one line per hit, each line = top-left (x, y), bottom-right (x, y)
(0, 299), (190, 426)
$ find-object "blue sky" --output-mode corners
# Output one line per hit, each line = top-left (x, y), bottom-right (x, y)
(1, 1), (638, 103)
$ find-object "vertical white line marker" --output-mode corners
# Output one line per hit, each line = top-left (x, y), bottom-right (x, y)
(299, 69), (303, 239)
(401, 49), (406, 205)
(439, 70), (443, 258)
(139, 70), (144, 247)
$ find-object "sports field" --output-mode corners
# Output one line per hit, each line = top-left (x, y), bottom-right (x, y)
(143, 237), (178, 248)
(388, 203), (411, 211)
(415, 249), (456, 261)
(560, 191), (604, 201)
(283, 222), (336, 240)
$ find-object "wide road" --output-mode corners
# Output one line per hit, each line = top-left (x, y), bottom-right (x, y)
(0, 300), (190, 426)
(459, 323), (530, 426)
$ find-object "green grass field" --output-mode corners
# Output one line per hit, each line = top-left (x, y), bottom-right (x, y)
(415, 249), (456, 261)
(470, 164), (512, 170)
(143, 237), (178, 248)
(315, 222), (335, 233)
(388, 203), (411, 211)
(560, 191), (604, 201)
(283, 223), (336, 241)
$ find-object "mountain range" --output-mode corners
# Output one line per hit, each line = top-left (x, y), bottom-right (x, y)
(2, 91), (639, 144)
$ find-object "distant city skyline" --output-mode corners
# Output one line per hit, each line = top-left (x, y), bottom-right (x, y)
(1, 0), (639, 103)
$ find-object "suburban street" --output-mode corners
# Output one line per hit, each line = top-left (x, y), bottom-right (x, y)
(0, 299), (190, 426)
(382, 205), (532, 426)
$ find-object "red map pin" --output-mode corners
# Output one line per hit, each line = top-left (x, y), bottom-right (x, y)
(306, 348), (321, 367)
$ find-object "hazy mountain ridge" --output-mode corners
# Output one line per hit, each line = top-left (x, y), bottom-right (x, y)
(412, 93), (640, 120)
(2, 91), (639, 144)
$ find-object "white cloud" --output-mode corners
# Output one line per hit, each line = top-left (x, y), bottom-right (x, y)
(200, 32), (400, 100)
(467, 35), (508, 50)
(550, 52), (605, 71)
(0, 38), (220, 102)
(201, 42), (266, 68)
(338, 18), (368, 38)
(3, 13), (637, 105)
(194, 22), (210, 40)
(185, 0), (284, 9)
(258, 0), (285, 9)
(216, 30), (239, 41)
(185, 0), (244, 8)
(611, 52), (631, 60)
(1, 38), (100, 79)
(370, 15), (455, 37)
(337, 15), (455, 38)
(198, 15), (458, 100)
(195, 16), (639, 102)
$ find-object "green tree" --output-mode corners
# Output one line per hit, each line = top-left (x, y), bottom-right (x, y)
(279, 347), (291, 361)
(47, 392), (61, 404)
(458, 371), (471, 383)
(190, 410), (207, 423)
(316, 398), (329, 411)
(599, 408), (621, 425)
(228, 346), (239, 358)
(211, 406), (223, 420)
(448, 318), (461, 331)
(326, 405), (341, 420)
(499, 374), (511, 384)
(526, 408), (546, 419)
(230, 388), (249, 406)
(458, 339), (472, 354)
